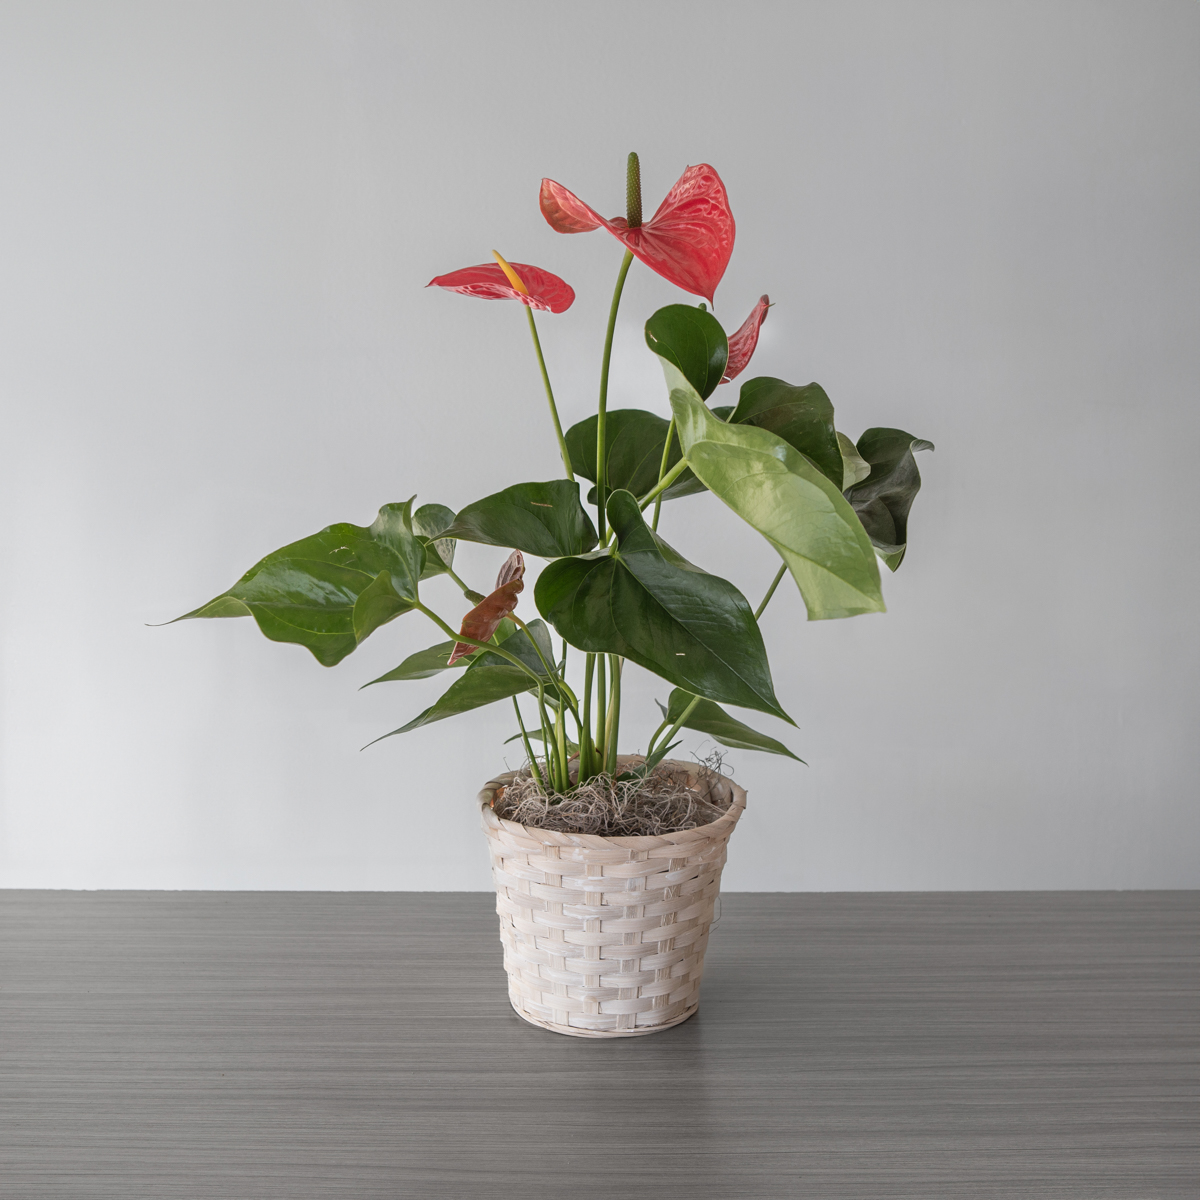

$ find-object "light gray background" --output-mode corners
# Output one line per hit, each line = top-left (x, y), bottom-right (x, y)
(1, 1), (1196, 891)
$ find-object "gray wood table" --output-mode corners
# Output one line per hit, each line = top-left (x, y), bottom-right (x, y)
(1, 891), (1196, 1199)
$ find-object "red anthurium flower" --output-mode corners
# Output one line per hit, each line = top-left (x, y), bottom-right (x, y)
(722, 295), (770, 384)
(448, 551), (525, 665)
(540, 164), (735, 303)
(427, 258), (575, 314)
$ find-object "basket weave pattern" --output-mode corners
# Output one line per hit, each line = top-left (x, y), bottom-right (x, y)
(479, 762), (746, 1038)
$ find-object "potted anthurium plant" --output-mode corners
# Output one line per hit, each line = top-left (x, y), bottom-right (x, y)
(174, 154), (932, 1037)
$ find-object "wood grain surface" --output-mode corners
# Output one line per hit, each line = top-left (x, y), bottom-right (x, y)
(1, 891), (1196, 1198)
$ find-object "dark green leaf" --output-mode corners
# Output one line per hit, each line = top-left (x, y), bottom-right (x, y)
(564, 409), (705, 505)
(369, 621), (557, 741)
(413, 503), (457, 580)
(644, 304), (728, 400)
(472, 617), (556, 676)
(535, 490), (791, 723)
(366, 640), (462, 684)
(666, 364), (885, 620)
(174, 501), (425, 666)
(658, 689), (802, 760)
(729, 378), (843, 489)
(844, 429), (934, 571)
(376, 664), (532, 739)
(362, 618), (517, 687)
(443, 480), (598, 558)
(352, 569), (413, 643)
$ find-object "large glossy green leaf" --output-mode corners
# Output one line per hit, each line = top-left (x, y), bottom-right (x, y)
(536, 490), (791, 722)
(729, 378), (843, 488)
(564, 409), (705, 505)
(413, 503), (457, 580)
(644, 304), (728, 400)
(371, 621), (557, 741)
(362, 618), (517, 686)
(443, 480), (598, 558)
(666, 365), (885, 621)
(174, 501), (426, 666)
(845, 428), (934, 571)
(658, 689), (802, 760)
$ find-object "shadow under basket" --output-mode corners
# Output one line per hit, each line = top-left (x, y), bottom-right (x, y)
(479, 759), (747, 1038)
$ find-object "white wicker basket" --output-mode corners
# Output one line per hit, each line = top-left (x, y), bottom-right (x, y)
(479, 760), (746, 1038)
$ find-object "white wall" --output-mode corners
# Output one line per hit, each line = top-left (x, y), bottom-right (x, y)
(1, 0), (1196, 890)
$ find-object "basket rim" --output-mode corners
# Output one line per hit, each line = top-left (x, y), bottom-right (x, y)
(478, 757), (746, 849)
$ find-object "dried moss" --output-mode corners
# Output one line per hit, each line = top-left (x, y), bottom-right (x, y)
(493, 760), (730, 836)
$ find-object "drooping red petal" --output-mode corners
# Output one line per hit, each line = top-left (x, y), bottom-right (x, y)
(722, 295), (770, 383)
(539, 178), (605, 234)
(539, 165), (735, 303)
(448, 552), (526, 665)
(632, 165), (735, 303)
(427, 263), (575, 314)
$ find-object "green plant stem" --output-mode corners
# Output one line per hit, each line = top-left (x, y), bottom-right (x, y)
(650, 416), (677, 532)
(595, 652), (608, 767)
(596, 249), (635, 541)
(443, 564), (479, 598)
(580, 653), (596, 780)
(561, 640), (582, 745)
(638, 458), (689, 510)
(511, 697), (544, 790)
(646, 694), (701, 762)
(525, 305), (573, 481)
(644, 718), (669, 758)
(535, 682), (556, 789)
(508, 615), (579, 713)
(604, 655), (622, 774)
(754, 564), (788, 620)
(555, 689), (569, 787)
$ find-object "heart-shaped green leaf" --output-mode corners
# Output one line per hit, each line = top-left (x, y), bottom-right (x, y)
(362, 618), (517, 687)
(413, 503), (457, 580)
(443, 480), (598, 558)
(666, 365), (885, 620)
(644, 304), (728, 400)
(535, 490), (791, 722)
(564, 409), (705, 505)
(369, 621), (557, 741)
(174, 501), (426, 666)
(658, 689), (802, 760)
(729, 378), (843, 489)
(844, 429), (934, 571)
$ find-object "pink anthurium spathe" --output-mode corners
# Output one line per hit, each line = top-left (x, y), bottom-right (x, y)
(540, 164), (735, 303)
(427, 256), (575, 313)
(722, 294), (770, 383)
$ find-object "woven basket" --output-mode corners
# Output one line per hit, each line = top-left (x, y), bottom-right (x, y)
(479, 759), (746, 1038)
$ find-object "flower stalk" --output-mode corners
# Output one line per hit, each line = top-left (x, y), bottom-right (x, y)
(596, 249), (635, 541)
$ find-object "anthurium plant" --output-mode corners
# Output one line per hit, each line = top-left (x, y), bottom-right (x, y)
(174, 154), (932, 796)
